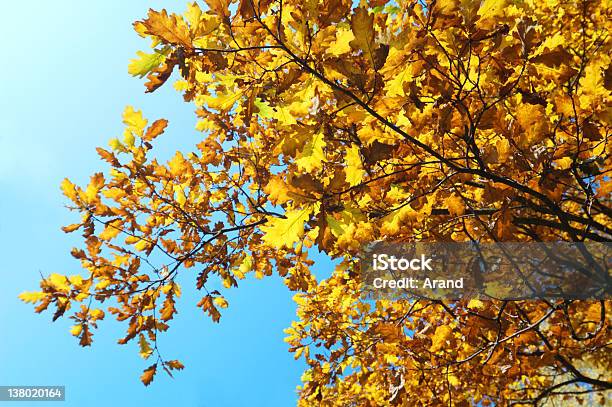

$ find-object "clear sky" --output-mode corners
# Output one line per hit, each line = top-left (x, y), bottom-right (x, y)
(0, 2), (333, 406)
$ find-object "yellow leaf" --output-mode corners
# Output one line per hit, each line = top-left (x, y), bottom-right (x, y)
(478, 0), (506, 20)
(467, 299), (486, 310)
(84, 173), (105, 203)
(380, 205), (417, 236)
(171, 283), (181, 299)
(168, 152), (188, 176)
(18, 291), (46, 304)
(460, 0), (481, 24)
(213, 296), (228, 308)
(174, 186), (187, 208)
(437, 0), (459, 14)
(201, 91), (242, 112)
(99, 219), (123, 241)
(446, 194), (466, 216)
(133, 21), (149, 38)
(385, 65), (410, 97)
(123, 129), (135, 148)
(128, 50), (166, 78)
(90, 309), (105, 320)
(252, 98), (297, 125)
(384, 354), (399, 364)
(139, 334), (153, 359)
(134, 239), (151, 252)
(125, 236), (140, 245)
(60, 178), (78, 201)
(48, 273), (71, 292)
(264, 176), (291, 205)
(448, 374), (460, 386)
(102, 188), (126, 201)
(185, 2), (202, 27)
(95, 279), (111, 290)
(234, 255), (253, 279)
(296, 133), (326, 173)
(68, 275), (84, 286)
(328, 28), (355, 56)
(108, 138), (124, 152)
(430, 325), (453, 353)
(70, 325), (83, 337)
(272, 105), (298, 126)
(123, 106), (148, 137)
(261, 207), (313, 248)
(325, 214), (346, 238)
(254, 98), (275, 119)
(344, 145), (365, 187)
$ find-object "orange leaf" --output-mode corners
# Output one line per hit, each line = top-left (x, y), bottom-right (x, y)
(144, 119), (169, 141)
(165, 360), (185, 370)
(140, 364), (157, 386)
(96, 147), (120, 166)
(145, 61), (175, 93)
(141, 9), (192, 47)
(349, 8), (375, 59)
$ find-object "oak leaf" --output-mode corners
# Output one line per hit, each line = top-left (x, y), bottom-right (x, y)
(141, 9), (192, 47)
(140, 364), (157, 386)
(261, 208), (313, 249)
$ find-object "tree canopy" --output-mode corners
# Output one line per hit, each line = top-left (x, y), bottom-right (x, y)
(21, 0), (611, 405)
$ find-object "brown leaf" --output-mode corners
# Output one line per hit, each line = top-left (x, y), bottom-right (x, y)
(145, 61), (176, 93)
(349, 8), (375, 59)
(160, 295), (176, 321)
(373, 44), (390, 70)
(582, 121), (602, 141)
(197, 295), (221, 322)
(144, 119), (169, 141)
(141, 9), (192, 47)
(140, 364), (157, 386)
(318, 0), (352, 26)
(62, 223), (82, 233)
(531, 45), (572, 67)
(96, 147), (120, 166)
(604, 63), (612, 90)
(79, 325), (93, 347)
(237, 0), (255, 19)
(165, 360), (185, 370)
(204, 0), (231, 18)
(363, 141), (395, 164)
(515, 17), (538, 57)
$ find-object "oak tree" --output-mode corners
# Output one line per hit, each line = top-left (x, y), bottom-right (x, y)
(21, 0), (611, 405)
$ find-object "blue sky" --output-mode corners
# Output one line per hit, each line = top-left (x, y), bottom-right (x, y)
(0, 2), (333, 406)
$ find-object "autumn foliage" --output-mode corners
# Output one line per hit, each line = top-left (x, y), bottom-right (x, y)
(20, 0), (611, 405)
